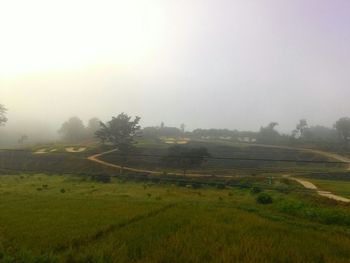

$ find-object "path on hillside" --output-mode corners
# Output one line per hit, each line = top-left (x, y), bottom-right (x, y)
(247, 143), (350, 170)
(87, 149), (216, 178)
(284, 175), (350, 203)
(88, 146), (350, 202)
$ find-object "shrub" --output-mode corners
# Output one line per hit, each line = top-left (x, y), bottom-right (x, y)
(60, 188), (66, 193)
(251, 186), (262, 194)
(256, 193), (273, 204)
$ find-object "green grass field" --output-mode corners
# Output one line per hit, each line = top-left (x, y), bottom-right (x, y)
(1, 174), (350, 263)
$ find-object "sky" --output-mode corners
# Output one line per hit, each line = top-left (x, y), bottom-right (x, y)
(1, 0), (350, 133)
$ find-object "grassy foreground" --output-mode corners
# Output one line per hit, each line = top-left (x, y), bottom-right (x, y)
(1, 174), (350, 262)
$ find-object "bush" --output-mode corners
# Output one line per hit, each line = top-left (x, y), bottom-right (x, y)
(60, 188), (66, 193)
(256, 193), (273, 204)
(251, 186), (262, 194)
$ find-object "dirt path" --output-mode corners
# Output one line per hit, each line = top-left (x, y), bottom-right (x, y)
(88, 145), (350, 202)
(284, 175), (350, 203)
(87, 149), (228, 178)
(305, 149), (350, 170)
(247, 143), (350, 170)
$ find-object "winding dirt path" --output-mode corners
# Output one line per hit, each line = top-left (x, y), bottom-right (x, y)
(88, 145), (350, 202)
(285, 176), (350, 203)
(87, 149), (227, 178)
(250, 143), (350, 202)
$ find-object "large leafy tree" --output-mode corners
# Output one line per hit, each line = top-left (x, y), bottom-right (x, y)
(257, 122), (280, 144)
(96, 113), (141, 171)
(163, 145), (210, 175)
(334, 117), (350, 145)
(0, 104), (8, 126)
(86, 117), (101, 138)
(58, 117), (86, 143)
(292, 119), (308, 139)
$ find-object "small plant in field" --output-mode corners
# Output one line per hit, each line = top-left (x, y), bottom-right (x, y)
(218, 196), (223, 201)
(251, 186), (262, 194)
(147, 193), (152, 197)
(228, 192), (234, 196)
(42, 184), (48, 189)
(36, 187), (42, 191)
(60, 188), (66, 193)
(155, 196), (162, 201)
(256, 193), (273, 204)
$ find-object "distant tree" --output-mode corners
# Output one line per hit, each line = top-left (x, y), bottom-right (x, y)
(0, 104), (8, 126)
(86, 117), (101, 138)
(303, 126), (338, 143)
(163, 145), (210, 175)
(142, 125), (182, 139)
(96, 113), (141, 172)
(293, 119), (308, 139)
(257, 122), (280, 144)
(160, 122), (165, 129)
(18, 135), (29, 145)
(58, 117), (86, 143)
(335, 117), (350, 146)
(180, 123), (185, 134)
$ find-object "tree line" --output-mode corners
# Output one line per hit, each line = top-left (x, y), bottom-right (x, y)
(1, 103), (350, 149)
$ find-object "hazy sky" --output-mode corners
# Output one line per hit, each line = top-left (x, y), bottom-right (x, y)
(1, 0), (350, 132)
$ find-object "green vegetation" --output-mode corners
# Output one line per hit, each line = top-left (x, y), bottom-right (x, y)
(0, 174), (350, 262)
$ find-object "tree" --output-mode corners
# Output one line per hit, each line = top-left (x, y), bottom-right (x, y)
(18, 135), (29, 145)
(180, 123), (185, 134)
(0, 104), (8, 126)
(86, 117), (101, 138)
(96, 113), (141, 172)
(257, 122), (280, 144)
(163, 145), (210, 175)
(292, 119), (308, 139)
(58, 117), (86, 143)
(335, 117), (350, 145)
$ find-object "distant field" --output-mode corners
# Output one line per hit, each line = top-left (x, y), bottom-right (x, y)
(101, 140), (343, 176)
(1, 174), (350, 262)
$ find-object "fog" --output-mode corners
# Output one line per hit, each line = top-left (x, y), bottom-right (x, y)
(1, 0), (350, 139)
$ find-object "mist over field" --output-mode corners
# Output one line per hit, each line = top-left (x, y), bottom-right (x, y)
(3, 1), (350, 262)
(1, 0), (350, 140)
